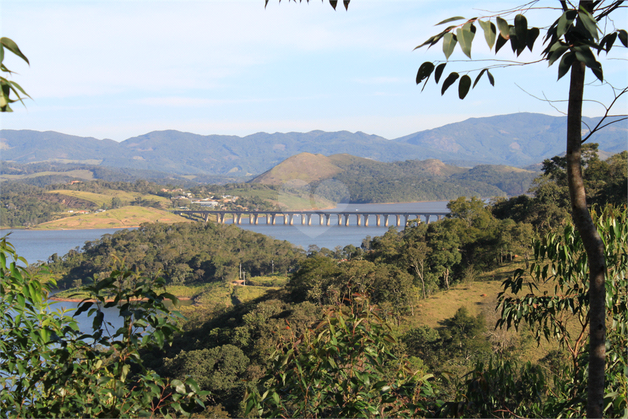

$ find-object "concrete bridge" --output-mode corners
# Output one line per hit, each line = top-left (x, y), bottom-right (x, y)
(173, 210), (449, 227)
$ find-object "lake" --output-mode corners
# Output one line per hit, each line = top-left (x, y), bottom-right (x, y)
(2, 201), (450, 264)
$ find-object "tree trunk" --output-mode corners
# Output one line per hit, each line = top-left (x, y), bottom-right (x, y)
(567, 56), (606, 418)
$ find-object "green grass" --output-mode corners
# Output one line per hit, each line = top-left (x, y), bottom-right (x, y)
(194, 282), (234, 309)
(164, 284), (212, 298)
(47, 189), (170, 208)
(232, 285), (278, 303)
(0, 170), (95, 182)
(247, 274), (288, 287)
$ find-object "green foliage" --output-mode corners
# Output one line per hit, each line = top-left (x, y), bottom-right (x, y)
(0, 182), (71, 228)
(244, 295), (438, 418)
(287, 257), (414, 315)
(50, 221), (304, 288)
(496, 205), (628, 416)
(0, 37), (30, 112)
(0, 237), (207, 417)
(415, 4), (625, 97)
(164, 344), (249, 413)
(445, 357), (553, 418)
(403, 307), (490, 373)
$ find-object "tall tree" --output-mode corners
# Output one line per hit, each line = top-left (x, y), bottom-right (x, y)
(412, 2), (626, 416)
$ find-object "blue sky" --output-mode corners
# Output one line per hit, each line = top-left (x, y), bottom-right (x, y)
(1, 0), (626, 142)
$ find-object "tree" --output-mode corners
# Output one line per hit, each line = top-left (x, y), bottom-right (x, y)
(414, 3), (626, 416)
(496, 205), (627, 416)
(244, 295), (437, 418)
(0, 237), (208, 417)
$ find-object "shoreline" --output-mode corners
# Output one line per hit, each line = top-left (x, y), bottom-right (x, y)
(2, 200), (451, 231)
(49, 296), (192, 303)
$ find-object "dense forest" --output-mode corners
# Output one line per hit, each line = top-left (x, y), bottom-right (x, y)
(49, 222), (304, 289)
(1, 145), (626, 417)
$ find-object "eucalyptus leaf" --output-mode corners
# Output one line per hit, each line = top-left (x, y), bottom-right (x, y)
(496, 17), (510, 39)
(487, 70), (495, 86)
(473, 68), (487, 88)
(435, 16), (465, 26)
(458, 75), (471, 99)
(442, 32), (457, 59)
(556, 10), (577, 39)
(514, 14), (528, 44)
(495, 34), (508, 53)
(574, 46), (599, 70)
(557, 51), (576, 80)
(578, 8), (599, 40)
(547, 42), (569, 66)
(441, 72), (459, 95)
(457, 23), (476, 59)
(435, 63), (447, 83)
(527, 27), (540, 52)
(600, 32), (617, 53)
(478, 20), (496, 50)
(618, 29), (627, 47)
(0, 37), (29, 65)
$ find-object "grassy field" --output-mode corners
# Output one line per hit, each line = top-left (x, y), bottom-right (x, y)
(408, 260), (563, 363)
(47, 189), (170, 208)
(35, 206), (190, 230)
(1, 169), (95, 182)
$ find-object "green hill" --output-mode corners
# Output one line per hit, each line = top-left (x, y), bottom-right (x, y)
(250, 153), (538, 202)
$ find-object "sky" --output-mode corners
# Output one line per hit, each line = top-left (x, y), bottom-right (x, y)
(1, 0), (626, 142)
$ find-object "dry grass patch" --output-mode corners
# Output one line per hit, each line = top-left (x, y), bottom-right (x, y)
(35, 207), (190, 230)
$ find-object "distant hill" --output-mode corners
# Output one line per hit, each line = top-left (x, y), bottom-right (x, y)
(251, 153), (539, 202)
(1, 113), (625, 177)
(394, 113), (628, 167)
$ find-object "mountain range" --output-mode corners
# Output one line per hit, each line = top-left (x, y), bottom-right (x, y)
(1, 113), (626, 178)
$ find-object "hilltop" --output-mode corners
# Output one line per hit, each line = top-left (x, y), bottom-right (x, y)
(251, 153), (538, 202)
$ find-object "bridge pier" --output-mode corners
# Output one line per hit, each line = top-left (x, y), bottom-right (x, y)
(425, 215), (431, 224)
(253, 214), (259, 225)
(236, 214), (242, 225)
(325, 214), (331, 226)
(364, 214), (369, 227)
(395, 215), (401, 227)
(384, 215), (389, 227)
(271, 215), (276, 225)
(288, 214), (294, 226)
(375, 214), (381, 227)
(357, 214), (362, 226)
(345, 214), (350, 227)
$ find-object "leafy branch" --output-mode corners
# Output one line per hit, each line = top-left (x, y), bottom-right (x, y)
(0, 37), (30, 112)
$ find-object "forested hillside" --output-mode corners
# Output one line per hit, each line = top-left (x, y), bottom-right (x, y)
(252, 152), (540, 201)
(49, 222), (304, 290)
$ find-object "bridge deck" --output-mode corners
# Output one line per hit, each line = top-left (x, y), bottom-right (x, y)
(174, 209), (449, 227)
